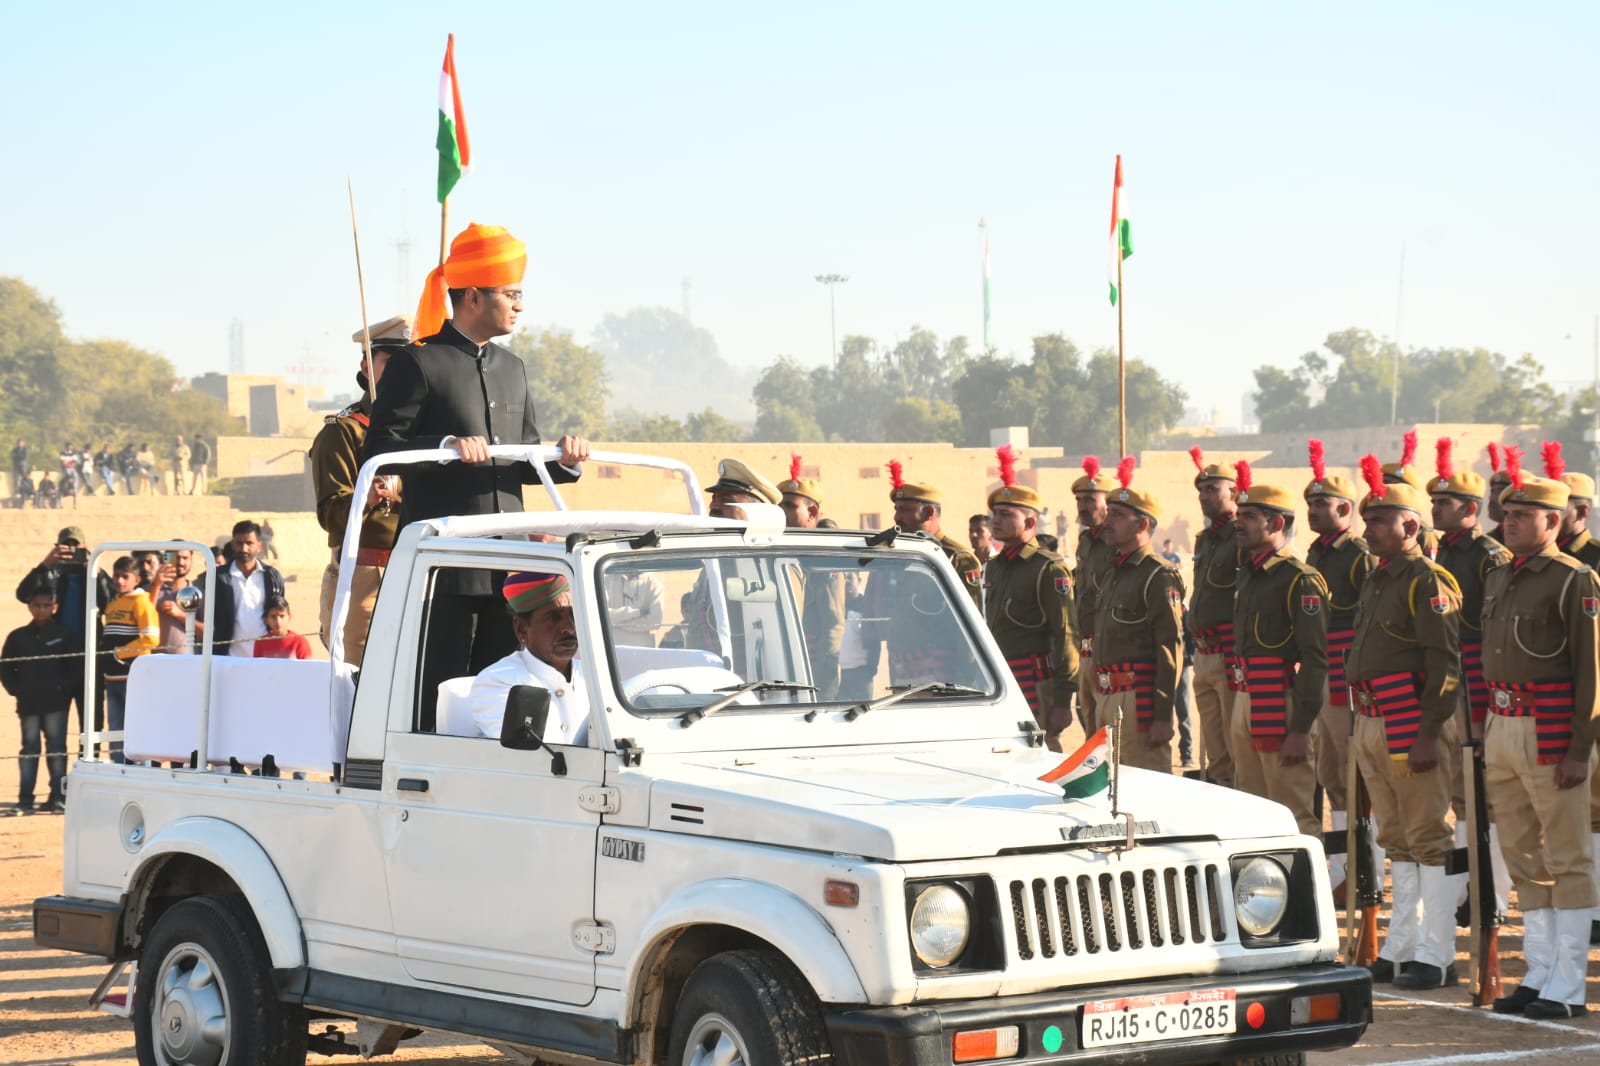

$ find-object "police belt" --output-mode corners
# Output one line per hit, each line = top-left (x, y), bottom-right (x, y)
(333, 546), (391, 567)
(1487, 688), (1538, 715)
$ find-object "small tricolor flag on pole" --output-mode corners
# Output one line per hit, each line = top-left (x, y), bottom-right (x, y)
(436, 34), (472, 204)
(1107, 155), (1132, 305)
(1039, 726), (1111, 800)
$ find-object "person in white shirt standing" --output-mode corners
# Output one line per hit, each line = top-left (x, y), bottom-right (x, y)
(196, 521), (285, 657)
(468, 572), (589, 745)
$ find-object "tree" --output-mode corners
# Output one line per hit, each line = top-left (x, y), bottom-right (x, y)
(684, 408), (744, 442)
(591, 306), (751, 420)
(1252, 364), (1312, 432)
(881, 397), (963, 443)
(1471, 353), (1562, 423)
(753, 402), (824, 443)
(610, 409), (686, 442)
(505, 328), (611, 438)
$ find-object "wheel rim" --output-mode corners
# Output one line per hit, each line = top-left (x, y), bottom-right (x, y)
(150, 941), (232, 1066)
(684, 1011), (752, 1066)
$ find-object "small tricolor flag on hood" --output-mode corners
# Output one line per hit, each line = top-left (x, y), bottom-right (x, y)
(1039, 726), (1111, 800)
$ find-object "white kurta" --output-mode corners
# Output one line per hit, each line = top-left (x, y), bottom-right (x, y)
(467, 648), (590, 746)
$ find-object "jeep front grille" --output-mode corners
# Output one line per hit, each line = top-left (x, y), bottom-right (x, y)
(1006, 863), (1228, 961)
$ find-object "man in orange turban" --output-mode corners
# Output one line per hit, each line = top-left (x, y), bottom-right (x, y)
(364, 222), (592, 729)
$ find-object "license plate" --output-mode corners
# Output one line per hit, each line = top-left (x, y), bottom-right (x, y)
(1081, 987), (1237, 1048)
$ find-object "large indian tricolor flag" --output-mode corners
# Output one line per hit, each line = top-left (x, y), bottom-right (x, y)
(1107, 154), (1132, 305)
(435, 34), (472, 203)
(1039, 726), (1111, 801)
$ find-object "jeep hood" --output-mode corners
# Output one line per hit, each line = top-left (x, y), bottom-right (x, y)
(644, 745), (1301, 862)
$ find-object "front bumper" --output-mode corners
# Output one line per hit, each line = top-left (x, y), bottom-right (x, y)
(825, 963), (1370, 1066)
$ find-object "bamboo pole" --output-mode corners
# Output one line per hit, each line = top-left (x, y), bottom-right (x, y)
(347, 179), (376, 406)
(1117, 248), (1126, 458)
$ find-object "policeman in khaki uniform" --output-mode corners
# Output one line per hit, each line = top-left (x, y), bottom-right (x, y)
(777, 457), (845, 700)
(1550, 460), (1600, 943)
(984, 451), (1079, 751)
(1347, 458), (1464, 990)
(887, 461), (983, 608)
(1072, 457), (1119, 735)
(1304, 440), (1375, 890)
(1383, 430), (1442, 559)
(1228, 463), (1329, 835)
(311, 315), (410, 665)
(1092, 461), (1185, 773)
(1483, 443), (1511, 542)
(1188, 448), (1241, 788)
(1427, 437), (1513, 921)
(1481, 470), (1600, 1019)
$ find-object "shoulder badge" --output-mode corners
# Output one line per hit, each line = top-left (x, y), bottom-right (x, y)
(1301, 593), (1322, 615)
(1584, 596), (1599, 619)
(1167, 587), (1183, 608)
(965, 568), (982, 587)
(1430, 595), (1451, 614)
(1054, 574), (1072, 597)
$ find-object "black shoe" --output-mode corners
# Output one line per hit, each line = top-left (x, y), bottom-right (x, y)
(1493, 985), (1541, 1014)
(44, 798), (65, 814)
(1456, 899), (1471, 928)
(2, 803), (32, 817)
(1591, 920), (1600, 947)
(1393, 962), (1458, 989)
(1367, 958), (1397, 983)
(1523, 998), (1588, 1019)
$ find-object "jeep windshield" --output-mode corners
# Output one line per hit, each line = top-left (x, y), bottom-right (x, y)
(598, 547), (999, 718)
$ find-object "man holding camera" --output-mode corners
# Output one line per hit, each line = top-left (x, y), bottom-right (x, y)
(15, 526), (113, 741)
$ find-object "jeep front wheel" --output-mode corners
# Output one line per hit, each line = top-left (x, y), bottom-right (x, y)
(667, 949), (831, 1066)
(134, 894), (307, 1066)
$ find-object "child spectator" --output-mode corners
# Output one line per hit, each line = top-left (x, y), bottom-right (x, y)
(1, 591), (78, 813)
(253, 595), (312, 660)
(102, 556), (159, 762)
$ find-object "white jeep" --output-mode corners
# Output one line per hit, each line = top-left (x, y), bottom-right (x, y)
(34, 447), (1370, 1066)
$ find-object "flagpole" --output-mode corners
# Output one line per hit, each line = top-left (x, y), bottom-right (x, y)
(347, 179), (376, 406)
(438, 196), (449, 268)
(1117, 247), (1126, 458)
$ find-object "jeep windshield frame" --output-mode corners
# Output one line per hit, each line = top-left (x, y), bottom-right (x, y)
(597, 545), (1002, 721)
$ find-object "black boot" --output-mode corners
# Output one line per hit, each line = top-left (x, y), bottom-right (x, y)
(1366, 958), (1397, 984)
(1393, 961), (1458, 989)
(1591, 920), (1600, 947)
(1523, 999), (1588, 1019)
(1492, 985), (1541, 1015)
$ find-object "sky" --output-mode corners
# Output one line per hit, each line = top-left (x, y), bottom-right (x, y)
(5, 2), (1598, 421)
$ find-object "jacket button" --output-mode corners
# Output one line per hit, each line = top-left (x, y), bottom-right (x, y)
(490, 401), (497, 408)
(492, 436), (501, 444)
(555, 688), (566, 697)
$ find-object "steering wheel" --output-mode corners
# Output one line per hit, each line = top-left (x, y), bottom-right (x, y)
(623, 666), (745, 702)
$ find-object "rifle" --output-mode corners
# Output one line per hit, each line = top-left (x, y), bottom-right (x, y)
(1337, 656), (1380, 966)
(1445, 654), (1501, 1006)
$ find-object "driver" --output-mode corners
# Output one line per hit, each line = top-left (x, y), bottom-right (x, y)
(466, 573), (590, 745)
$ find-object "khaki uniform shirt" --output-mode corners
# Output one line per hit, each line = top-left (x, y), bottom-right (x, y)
(310, 400), (402, 552)
(1233, 545), (1330, 734)
(1306, 529), (1373, 632)
(1074, 526), (1116, 642)
(1347, 546), (1463, 737)
(983, 541), (1079, 704)
(1480, 543), (1600, 760)
(935, 532), (984, 609)
(1092, 543), (1185, 726)
(1190, 514), (1241, 639)
(1561, 528), (1600, 569)
(1436, 527), (1510, 636)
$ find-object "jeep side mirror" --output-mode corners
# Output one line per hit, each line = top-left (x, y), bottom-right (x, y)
(501, 685), (566, 776)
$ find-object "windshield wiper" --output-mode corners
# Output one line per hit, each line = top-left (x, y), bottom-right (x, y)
(680, 680), (817, 726)
(842, 681), (987, 721)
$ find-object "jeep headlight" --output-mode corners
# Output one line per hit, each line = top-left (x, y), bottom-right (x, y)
(1233, 856), (1290, 936)
(909, 884), (971, 967)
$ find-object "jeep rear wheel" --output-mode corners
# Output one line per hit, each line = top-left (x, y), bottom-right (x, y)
(134, 895), (307, 1066)
(667, 949), (831, 1066)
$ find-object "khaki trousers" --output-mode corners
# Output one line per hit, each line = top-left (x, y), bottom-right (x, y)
(1191, 651), (1236, 787)
(1483, 714), (1597, 911)
(1353, 714), (1456, 866)
(319, 557), (385, 667)
(1230, 691), (1320, 836)
(1101, 689), (1172, 774)
(1079, 648), (1100, 735)
(1314, 689), (1352, 812)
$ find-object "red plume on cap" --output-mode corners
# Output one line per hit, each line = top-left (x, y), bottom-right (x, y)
(1189, 445), (1204, 471)
(1116, 456), (1135, 490)
(996, 445), (1018, 488)
(1486, 442), (1503, 473)
(1308, 439), (1327, 481)
(1082, 455), (1101, 481)
(1235, 459), (1254, 493)
(1359, 454), (1386, 498)
(886, 459), (904, 490)
(1435, 437), (1454, 482)
(789, 453), (803, 482)
(1400, 429), (1418, 468)
(1542, 440), (1565, 480)
(1505, 446), (1524, 490)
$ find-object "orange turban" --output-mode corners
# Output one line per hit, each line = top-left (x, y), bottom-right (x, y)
(413, 223), (528, 340)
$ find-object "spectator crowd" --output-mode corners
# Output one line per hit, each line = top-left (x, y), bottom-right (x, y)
(8, 434), (214, 508)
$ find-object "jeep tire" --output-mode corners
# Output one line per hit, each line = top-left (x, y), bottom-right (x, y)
(134, 894), (307, 1066)
(667, 948), (831, 1066)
